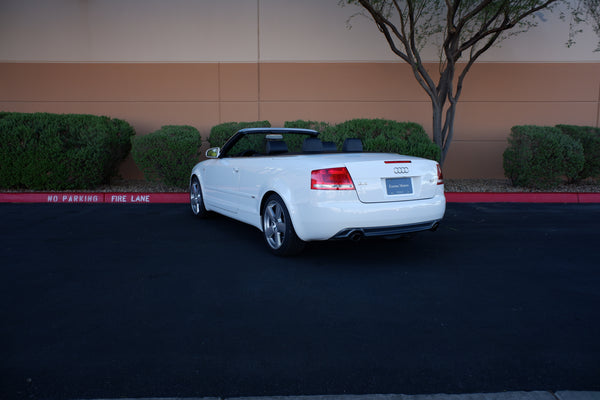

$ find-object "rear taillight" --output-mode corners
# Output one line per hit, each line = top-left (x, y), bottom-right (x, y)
(311, 167), (355, 190)
(437, 164), (444, 185)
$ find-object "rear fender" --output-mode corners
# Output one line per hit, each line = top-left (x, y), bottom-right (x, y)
(258, 182), (301, 234)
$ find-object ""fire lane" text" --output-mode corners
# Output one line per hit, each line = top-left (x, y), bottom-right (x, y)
(109, 194), (150, 203)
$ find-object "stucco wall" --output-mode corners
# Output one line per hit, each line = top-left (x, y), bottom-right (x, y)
(1, 0), (599, 179)
(2, 0), (599, 62)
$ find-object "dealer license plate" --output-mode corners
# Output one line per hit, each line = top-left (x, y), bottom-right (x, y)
(385, 177), (413, 195)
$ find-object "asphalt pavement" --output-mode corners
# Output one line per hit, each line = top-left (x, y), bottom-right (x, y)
(69, 392), (600, 400)
(1, 203), (599, 400)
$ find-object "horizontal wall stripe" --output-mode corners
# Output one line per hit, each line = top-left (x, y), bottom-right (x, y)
(3, 63), (598, 103)
(1, 62), (598, 180)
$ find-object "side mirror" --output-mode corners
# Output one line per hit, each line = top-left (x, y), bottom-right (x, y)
(206, 147), (220, 159)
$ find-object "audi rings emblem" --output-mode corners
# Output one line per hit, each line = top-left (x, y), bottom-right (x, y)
(393, 167), (409, 174)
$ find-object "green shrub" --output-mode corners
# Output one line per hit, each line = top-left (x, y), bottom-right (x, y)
(284, 119), (331, 131)
(208, 121), (271, 148)
(282, 120), (331, 152)
(132, 125), (202, 189)
(0, 112), (134, 190)
(320, 118), (440, 160)
(556, 124), (600, 181)
(503, 125), (585, 189)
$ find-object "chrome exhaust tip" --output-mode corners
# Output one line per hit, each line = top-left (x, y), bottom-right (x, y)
(348, 230), (365, 242)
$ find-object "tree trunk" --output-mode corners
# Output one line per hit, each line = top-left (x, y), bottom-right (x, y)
(441, 100), (458, 166)
(431, 101), (445, 166)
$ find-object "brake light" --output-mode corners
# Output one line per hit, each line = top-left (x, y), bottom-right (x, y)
(311, 167), (355, 190)
(437, 164), (444, 185)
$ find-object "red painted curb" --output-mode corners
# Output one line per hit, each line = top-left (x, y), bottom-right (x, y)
(103, 193), (188, 204)
(0, 192), (188, 204)
(0, 192), (598, 204)
(444, 192), (584, 203)
(578, 193), (600, 203)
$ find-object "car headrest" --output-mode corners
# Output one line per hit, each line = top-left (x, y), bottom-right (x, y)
(342, 138), (363, 152)
(322, 141), (337, 152)
(266, 140), (288, 155)
(302, 138), (323, 153)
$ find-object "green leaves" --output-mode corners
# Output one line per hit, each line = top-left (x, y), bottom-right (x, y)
(208, 121), (271, 148)
(556, 124), (600, 180)
(206, 118), (439, 160)
(319, 118), (441, 160)
(503, 125), (586, 189)
(564, 0), (600, 50)
(0, 113), (134, 190)
(131, 125), (202, 189)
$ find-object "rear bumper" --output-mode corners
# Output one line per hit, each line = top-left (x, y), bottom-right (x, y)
(332, 220), (441, 240)
(290, 192), (446, 241)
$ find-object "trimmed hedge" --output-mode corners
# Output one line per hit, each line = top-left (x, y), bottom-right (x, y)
(208, 121), (271, 148)
(320, 118), (441, 161)
(556, 124), (600, 181)
(284, 119), (331, 132)
(0, 112), (134, 190)
(131, 125), (202, 189)
(206, 119), (439, 159)
(283, 120), (332, 152)
(503, 125), (585, 189)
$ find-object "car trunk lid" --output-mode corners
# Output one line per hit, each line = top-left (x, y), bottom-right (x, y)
(344, 158), (440, 203)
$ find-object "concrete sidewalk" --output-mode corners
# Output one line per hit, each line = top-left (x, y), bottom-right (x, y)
(80, 391), (600, 400)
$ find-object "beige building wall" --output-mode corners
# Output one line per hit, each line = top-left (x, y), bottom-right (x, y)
(1, 0), (599, 179)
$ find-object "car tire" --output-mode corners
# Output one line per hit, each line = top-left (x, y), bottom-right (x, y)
(190, 176), (209, 218)
(261, 194), (305, 256)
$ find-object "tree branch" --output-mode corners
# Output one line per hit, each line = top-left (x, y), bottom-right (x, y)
(357, 0), (438, 100)
(458, 0), (559, 53)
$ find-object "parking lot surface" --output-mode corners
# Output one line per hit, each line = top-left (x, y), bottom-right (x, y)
(1, 203), (599, 400)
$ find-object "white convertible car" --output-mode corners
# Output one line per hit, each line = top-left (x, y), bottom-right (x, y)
(190, 128), (445, 255)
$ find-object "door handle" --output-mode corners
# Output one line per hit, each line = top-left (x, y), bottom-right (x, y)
(233, 168), (239, 173)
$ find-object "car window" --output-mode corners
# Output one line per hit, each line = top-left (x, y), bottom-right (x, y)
(227, 134), (266, 157)
(222, 132), (317, 157)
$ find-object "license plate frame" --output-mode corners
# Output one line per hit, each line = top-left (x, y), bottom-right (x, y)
(385, 177), (413, 195)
